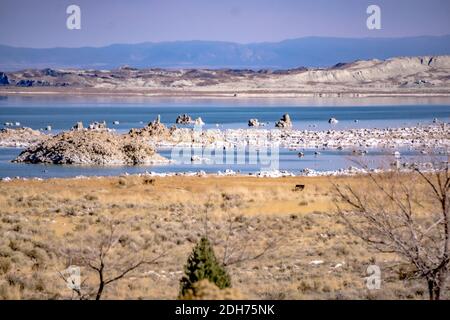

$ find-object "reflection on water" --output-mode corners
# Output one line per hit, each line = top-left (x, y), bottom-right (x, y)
(1, 96), (449, 132)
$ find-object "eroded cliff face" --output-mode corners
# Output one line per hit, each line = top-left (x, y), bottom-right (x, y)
(1, 56), (450, 94)
(287, 56), (450, 83)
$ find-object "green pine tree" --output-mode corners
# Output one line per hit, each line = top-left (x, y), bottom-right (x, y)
(179, 237), (231, 297)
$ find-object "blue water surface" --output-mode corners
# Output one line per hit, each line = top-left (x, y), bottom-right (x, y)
(0, 96), (449, 178)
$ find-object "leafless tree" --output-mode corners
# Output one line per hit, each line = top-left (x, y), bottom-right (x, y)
(59, 219), (165, 300)
(334, 161), (449, 300)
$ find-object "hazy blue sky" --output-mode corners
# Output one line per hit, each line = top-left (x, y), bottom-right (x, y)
(1, 0), (450, 48)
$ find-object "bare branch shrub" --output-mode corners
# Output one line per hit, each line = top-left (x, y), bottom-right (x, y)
(59, 218), (165, 300)
(334, 161), (449, 300)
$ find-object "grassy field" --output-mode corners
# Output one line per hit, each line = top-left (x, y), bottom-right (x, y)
(0, 174), (446, 299)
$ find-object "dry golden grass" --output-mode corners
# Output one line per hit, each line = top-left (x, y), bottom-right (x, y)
(0, 174), (446, 299)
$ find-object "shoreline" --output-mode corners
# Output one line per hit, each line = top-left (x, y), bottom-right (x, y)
(0, 165), (441, 182)
(2, 88), (450, 99)
(1, 55), (450, 101)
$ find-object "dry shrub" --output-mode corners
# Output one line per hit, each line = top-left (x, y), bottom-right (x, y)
(0, 280), (21, 299)
(181, 279), (245, 300)
(0, 257), (11, 274)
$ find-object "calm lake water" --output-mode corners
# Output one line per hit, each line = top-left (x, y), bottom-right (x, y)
(0, 96), (449, 178)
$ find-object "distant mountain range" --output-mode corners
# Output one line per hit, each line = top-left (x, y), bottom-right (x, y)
(1, 35), (450, 71)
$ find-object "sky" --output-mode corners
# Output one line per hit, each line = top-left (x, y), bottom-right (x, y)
(1, 0), (450, 48)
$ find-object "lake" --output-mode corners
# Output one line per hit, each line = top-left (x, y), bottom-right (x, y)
(1, 96), (449, 178)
